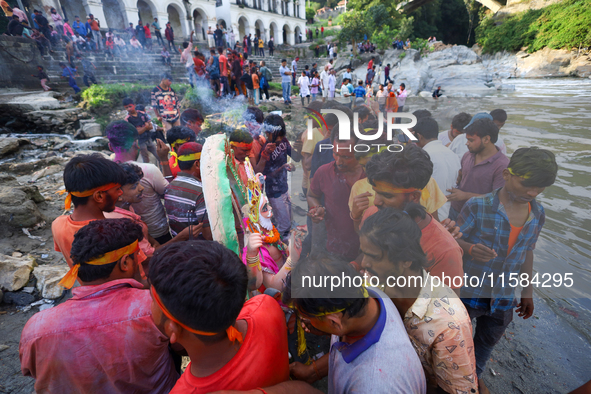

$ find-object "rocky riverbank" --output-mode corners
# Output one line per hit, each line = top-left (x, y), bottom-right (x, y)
(329, 43), (591, 98)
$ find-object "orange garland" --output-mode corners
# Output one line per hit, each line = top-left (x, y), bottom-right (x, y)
(246, 219), (281, 244)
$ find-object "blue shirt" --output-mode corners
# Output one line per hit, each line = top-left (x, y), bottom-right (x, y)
(458, 188), (545, 313)
(61, 67), (77, 79)
(353, 86), (366, 97)
(72, 21), (87, 36)
(279, 65), (291, 84)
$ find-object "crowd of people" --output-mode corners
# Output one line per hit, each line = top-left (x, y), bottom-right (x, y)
(15, 63), (563, 393)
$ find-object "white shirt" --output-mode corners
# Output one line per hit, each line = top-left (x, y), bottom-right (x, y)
(438, 130), (452, 147)
(298, 76), (311, 96)
(448, 133), (507, 161)
(422, 140), (461, 220)
(291, 60), (297, 73)
(181, 43), (194, 68)
(397, 88), (408, 107)
(320, 70), (329, 89)
(114, 37), (126, 46)
(328, 74), (336, 91)
(342, 71), (352, 81)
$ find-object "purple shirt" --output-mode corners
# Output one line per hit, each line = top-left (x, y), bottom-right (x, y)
(451, 148), (509, 213)
(309, 162), (365, 260)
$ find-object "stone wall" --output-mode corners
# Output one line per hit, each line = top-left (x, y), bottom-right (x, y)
(0, 36), (44, 90)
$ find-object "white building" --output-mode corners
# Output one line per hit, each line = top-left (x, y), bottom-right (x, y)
(35, 0), (306, 44)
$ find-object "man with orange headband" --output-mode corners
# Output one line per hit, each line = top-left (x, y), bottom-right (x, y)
(163, 142), (212, 240)
(284, 255), (426, 393)
(52, 153), (128, 268)
(359, 146), (465, 294)
(21, 218), (179, 392)
(165, 125), (197, 179)
(229, 129), (254, 185)
(107, 120), (175, 245)
(149, 240), (290, 392)
(456, 147), (557, 394)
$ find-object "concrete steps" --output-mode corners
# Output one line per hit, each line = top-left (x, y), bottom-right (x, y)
(39, 46), (326, 91)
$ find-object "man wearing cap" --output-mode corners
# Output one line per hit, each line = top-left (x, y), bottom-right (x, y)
(447, 116), (510, 221)
(163, 142), (212, 240)
(21, 218), (179, 393)
(449, 111), (507, 160)
(151, 73), (180, 133)
(52, 154), (127, 268)
(149, 240), (290, 392)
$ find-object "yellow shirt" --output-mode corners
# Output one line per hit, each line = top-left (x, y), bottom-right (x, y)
(348, 177), (446, 215)
(301, 127), (325, 189)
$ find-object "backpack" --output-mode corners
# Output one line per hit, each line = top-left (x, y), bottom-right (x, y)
(206, 56), (219, 79)
(264, 66), (273, 81)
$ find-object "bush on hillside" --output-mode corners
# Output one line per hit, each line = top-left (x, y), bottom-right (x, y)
(476, 0), (591, 53)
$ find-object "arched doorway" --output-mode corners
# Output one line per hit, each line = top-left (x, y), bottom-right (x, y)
(193, 9), (207, 41)
(294, 25), (301, 44)
(167, 4), (183, 39)
(269, 21), (278, 40)
(238, 16), (249, 39)
(137, 0), (154, 26)
(282, 24), (291, 45)
(255, 19), (264, 41)
(102, 0), (126, 29)
(218, 19), (227, 29)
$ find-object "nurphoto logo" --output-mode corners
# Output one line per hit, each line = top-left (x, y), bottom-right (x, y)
(306, 108), (418, 152)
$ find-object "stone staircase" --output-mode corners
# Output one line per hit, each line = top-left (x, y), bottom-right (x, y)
(40, 44), (326, 91)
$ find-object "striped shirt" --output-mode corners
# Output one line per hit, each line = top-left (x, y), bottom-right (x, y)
(457, 188), (545, 313)
(164, 172), (209, 237)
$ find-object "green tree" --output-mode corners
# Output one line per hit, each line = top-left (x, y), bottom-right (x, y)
(338, 10), (370, 54)
(372, 26), (400, 51)
(398, 15), (414, 40)
(306, 7), (316, 21)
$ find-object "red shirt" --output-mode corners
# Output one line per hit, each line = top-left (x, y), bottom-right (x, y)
(20, 279), (179, 393)
(362, 207), (464, 288)
(170, 295), (289, 393)
(219, 54), (228, 77)
(52, 215), (94, 268)
(169, 155), (181, 179)
(309, 162), (365, 260)
(367, 59), (373, 70)
(144, 24), (152, 38)
(194, 57), (206, 76)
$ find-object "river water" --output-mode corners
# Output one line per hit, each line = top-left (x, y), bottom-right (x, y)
(407, 77), (591, 337)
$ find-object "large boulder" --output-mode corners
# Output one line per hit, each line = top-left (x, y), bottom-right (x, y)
(82, 122), (103, 138)
(0, 185), (45, 227)
(6, 91), (61, 111)
(0, 254), (37, 292)
(33, 265), (69, 299)
(0, 138), (20, 158)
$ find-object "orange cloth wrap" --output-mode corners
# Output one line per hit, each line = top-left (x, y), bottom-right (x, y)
(150, 286), (244, 343)
(58, 183), (121, 210)
(230, 141), (253, 150)
(58, 240), (142, 289)
(373, 181), (431, 202)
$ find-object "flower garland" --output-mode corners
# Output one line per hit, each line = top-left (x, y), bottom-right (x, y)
(246, 218), (280, 244)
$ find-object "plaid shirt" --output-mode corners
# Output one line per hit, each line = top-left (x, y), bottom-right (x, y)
(457, 188), (545, 313)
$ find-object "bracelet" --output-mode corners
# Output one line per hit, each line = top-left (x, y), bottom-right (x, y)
(247, 255), (262, 271)
(160, 161), (169, 166)
(468, 244), (475, 256)
(350, 211), (361, 221)
(283, 257), (293, 271)
(311, 359), (321, 380)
